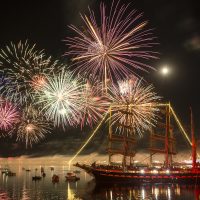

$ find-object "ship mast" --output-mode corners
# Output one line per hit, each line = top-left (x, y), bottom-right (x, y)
(165, 103), (170, 167)
(149, 103), (176, 168)
(108, 106), (136, 170)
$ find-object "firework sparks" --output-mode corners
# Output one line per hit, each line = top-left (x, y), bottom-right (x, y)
(0, 41), (64, 105)
(13, 106), (51, 148)
(36, 70), (82, 128)
(31, 74), (47, 90)
(108, 79), (160, 136)
(0, 100), (20, 131)
(65, 1), (158, 87)
(79, 77), (109, 128)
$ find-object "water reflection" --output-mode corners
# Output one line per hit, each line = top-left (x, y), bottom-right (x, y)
(0, 159), (200, 200)
(87, 182), (200, 200)
(67, 182), (75, 200)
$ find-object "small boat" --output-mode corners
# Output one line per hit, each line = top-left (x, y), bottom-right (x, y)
(5, 171), (16, 176)
(65, 172), (80, 182)
(32, 176), (42, 181)
(52, 174), (59, 183)
(1, 168), (10, 174)
(41, 167), (45, 173)
(73, 170), (81, 174)
(1, 169), (16, 176)
(42, 172), (46, 177)
(50, 167), (54, 171)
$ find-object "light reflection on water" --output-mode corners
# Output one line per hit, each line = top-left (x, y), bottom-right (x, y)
(0, 158), (200, 200)
(92, 183), (200, 200)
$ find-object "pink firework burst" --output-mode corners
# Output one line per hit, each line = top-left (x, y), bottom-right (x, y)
(65, 0), (158, 87)
(79, 78), (110, 128)
(0, 101), (20, 131)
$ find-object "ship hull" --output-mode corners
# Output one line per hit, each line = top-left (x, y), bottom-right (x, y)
(75, 164), (200, 184)
(92, 171), (200, 183)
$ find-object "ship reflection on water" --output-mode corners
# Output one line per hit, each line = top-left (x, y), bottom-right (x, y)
(88, 182), (200, 200)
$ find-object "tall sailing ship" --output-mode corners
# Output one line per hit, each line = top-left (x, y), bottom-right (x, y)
(75, 104), (200, 183)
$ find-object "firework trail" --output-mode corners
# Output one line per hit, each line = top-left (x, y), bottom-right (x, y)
(108, 78), (160, 136)
(36, 70), (82, 128)
(11, 106), (51, 148)
(65, 0), (158, 87)
(0, 41), (64, 105)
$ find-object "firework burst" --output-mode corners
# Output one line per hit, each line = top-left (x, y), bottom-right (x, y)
(78, 77), (109, 128)
(0, 100), (20, 131)
(36, 70), (82, 128)
(108, 78), (160, 136)
(13, 106), (51, 148)
(65, 0), (158, 87)
(0, 41), (64, 105)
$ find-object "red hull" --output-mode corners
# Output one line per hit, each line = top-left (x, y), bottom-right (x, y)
(75, 163), (200, 183)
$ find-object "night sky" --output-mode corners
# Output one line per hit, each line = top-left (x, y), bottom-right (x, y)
(0, 0), (199, 155)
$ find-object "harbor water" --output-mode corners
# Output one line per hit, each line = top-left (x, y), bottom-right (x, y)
(0, 157), (199, 200)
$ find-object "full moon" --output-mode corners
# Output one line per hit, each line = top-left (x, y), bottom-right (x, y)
(161, 66), (169, 75)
